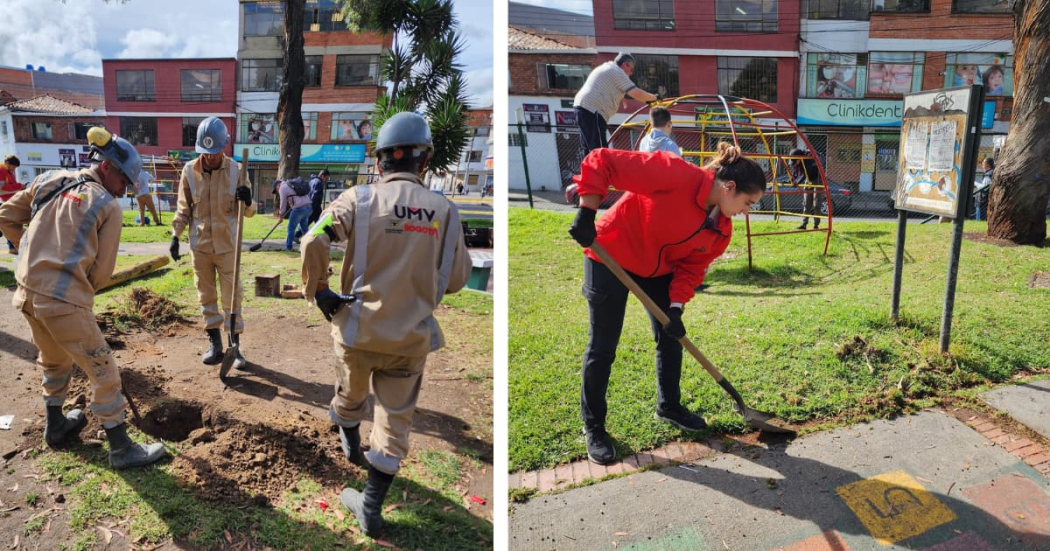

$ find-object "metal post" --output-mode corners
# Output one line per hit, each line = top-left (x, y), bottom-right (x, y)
(516, 120), (534, 209)
(890, 209), (907, 323)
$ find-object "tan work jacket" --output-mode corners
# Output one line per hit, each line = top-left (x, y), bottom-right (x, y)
(172, 155), (255, 254)
(0, 168), (122, 312)
(301, 172), (472, 357)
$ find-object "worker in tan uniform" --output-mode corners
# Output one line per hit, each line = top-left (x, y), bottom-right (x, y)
(0, 128), (166, 469)
(301, 112), (471, 538)
(169, 117), (254, 369)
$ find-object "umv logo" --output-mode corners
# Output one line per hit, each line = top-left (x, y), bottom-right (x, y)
(394, 205), (436, 222)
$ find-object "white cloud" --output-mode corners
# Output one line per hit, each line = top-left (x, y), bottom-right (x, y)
(0, 0), (100, 74)
(464, 67), (494, 108)
(117, 28), (180, 59)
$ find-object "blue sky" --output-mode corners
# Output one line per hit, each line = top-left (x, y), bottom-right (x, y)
(0, 0), (493, 107)
(512, 0), (593, 16)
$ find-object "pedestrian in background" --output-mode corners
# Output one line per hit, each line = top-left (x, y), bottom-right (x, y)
(573, 53), (659, 161)
(567, 143), (766, 465)
(0, 155), (25, 254)
(639, 106), (681, 157)
(789, 148), (825, 230)
(278, 176), (312, 251)
(170, 117), (254, 370)
(308, 169), (329, 226)
(0, 129), (166, 469)
(975, 157), (994, 221)
(135, 170), (161, 226)
(301, 112), (470, 538)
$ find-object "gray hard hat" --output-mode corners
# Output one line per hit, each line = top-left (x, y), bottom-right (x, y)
(87, 127), (142, 183)
(375, 112), (433, 156)
(196, 116), (230, 154)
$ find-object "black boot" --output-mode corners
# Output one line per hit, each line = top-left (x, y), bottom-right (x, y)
(339, 425), (369, 467)
(341, 466), (395, 538)
(796, 219), (808, 230)
(231, 333), (246, 370)
(44, 405), (86, 447)
(202, 328), (223, 365)
(105, 423), (167, 469)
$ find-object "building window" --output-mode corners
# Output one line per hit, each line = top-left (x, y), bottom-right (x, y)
(467, 150), (483, 163)
(239, 113), (277, 143)
(807, 53), (866, 98)
(805, 0), (870, 19)
(945, 53), (1012, 96)
(544, 64), (590, 91)
(32, 122), (53, 140)
(182, 117), (205, 147)
(331, 113), (372, 141)
(335, 55), (379, 86)
(0, 121), (7, 137)
(866, 52), (924, 97)
(244, 2), (283, 36)
(509, 133), (527, 147)
(120, 117), (157, 147)
(73, 122), (93, 140)
(305, 56), (323, 87)
(115, 70), (155, 101)
(308, 2), (345, 32)
(241, 59), (282, 92)
(475, 125), (491, 137)
(612, 0), (675, 31)
(718, 57), (778, 103)
(181, 69), (222, 102)
(951, 0), (1011, 13)
(634, 55), (679, 98)
(871, 0), (930, 13)
(716, 0), (778, 32)
(302, 112), (318, 140)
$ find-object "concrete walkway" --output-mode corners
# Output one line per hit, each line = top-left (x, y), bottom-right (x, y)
(510, 385), (1050, 550)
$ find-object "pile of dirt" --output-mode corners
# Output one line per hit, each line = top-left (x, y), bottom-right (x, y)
(95, 314), (126, 350)
(1029, 271), (1050, 289)
(171, 415), (356, 505)
(128, 288), (181, 328)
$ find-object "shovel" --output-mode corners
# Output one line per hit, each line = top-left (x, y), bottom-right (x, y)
(588, 242), (796, 436)
(219, 148), (249, 381)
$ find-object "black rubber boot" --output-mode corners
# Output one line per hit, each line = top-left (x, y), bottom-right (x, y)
(105, 423), (167, 469)
(44, 405), (86, 447)
(202, 328), (223, 365)
(341, 466), (395, 538)
(339, 426), (369, 467)
(231, 333), (246, 370)
(796, 220), (808, 230)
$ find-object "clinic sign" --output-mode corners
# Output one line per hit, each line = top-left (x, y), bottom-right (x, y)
(234, 143), (367, 163)
(797, 99), (903, 127)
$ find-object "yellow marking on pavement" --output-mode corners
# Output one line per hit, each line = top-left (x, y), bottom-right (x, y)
(835, 470), (956, 545)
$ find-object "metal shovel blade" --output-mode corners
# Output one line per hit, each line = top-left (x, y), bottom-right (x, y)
(719, 379), (796, 435)
(219, 342), (237, 382)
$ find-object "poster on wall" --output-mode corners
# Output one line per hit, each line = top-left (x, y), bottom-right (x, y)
(244, 115), (276, 143)
(868, 63), (915, 96)
(58, 148), (76, 168)
(947, 54), (1011, 96)
(523, 103), (551, 133)
(554, 110), (577, 130)
(860, 142), (876, 173)
(894, 85), (983, 218)
(815, 54), (858, 99)
(331, 114), (373, 141)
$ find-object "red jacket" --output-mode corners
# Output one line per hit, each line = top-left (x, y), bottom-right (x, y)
(575, 149), (732, 305)
(0, 164), (23, 203)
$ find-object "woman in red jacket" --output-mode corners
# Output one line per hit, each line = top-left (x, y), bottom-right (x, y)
(568, 142), (766, 465)
(0, 155), (25, 254)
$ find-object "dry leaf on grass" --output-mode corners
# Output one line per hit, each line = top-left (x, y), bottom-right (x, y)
(334, 508), (345, 522)
(420, 498), (432, 507)
(10, 534), (19, 550)
(98, 525), (113, 545)
(383, 503), (402, 514)
(374, 539), (395, 548)
(225, 529), (234, 543)
(614, 532), (629, 536)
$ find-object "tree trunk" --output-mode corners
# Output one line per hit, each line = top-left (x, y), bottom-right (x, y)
(987, 0), (1050, 244)
(277, 0), (306, 180)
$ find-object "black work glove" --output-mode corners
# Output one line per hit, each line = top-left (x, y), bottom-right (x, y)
(169, 236), (181, 261)
(568, 207), (597, 247)
(235, 186), (252, 206)
(662, 306), (686, 340)
(316, 288), (355, 321)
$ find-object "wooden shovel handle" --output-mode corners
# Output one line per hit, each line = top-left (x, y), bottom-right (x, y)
(588, 242), (726, 384)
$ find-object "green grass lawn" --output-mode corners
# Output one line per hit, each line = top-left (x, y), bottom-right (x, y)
(509, 208), (1050, 472)
(118, 209), (288, 243)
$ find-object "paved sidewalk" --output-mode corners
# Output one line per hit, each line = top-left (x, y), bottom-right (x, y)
(510, 395), (1050, 550)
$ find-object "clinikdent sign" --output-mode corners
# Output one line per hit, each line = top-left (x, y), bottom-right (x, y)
(797, 98), (904, 127)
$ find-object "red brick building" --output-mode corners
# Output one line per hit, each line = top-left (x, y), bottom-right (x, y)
(101, 58), (238, 160)
(0, 66), (105, 110)
(0, 95), (105, 184)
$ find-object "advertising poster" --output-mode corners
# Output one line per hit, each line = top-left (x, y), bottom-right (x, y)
(245, 115), (276, 143)
(332, 114), (372, 141)
(523, 103), (551, 133)
(868, 63), (914, 96)
(894, 86), (980, 218)
(554, 110), (576, 129)
(949, 54), (1011, 96)
(814, 54), (858, 99)
(861, 142), (876, 173)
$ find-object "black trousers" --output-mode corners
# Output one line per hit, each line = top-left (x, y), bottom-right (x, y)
(580, 256), (683, 431)
(575, 107), (609, 164)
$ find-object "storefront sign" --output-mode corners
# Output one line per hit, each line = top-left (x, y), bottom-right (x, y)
(523, 104), (551, 133)
(234, 143), (367, 163)
(168, 150), (200, 162)
(797, 99), (903, 127)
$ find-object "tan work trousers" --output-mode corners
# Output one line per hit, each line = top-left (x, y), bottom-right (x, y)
(191, 249), (243, 333)
(136, 194), (160, 227)
(329, 342), (427, 475)
(15, 288), (126, 427)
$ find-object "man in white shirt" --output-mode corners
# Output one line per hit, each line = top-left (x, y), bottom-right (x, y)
(573, 53), (659, 159)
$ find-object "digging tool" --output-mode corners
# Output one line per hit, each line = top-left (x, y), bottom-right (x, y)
(588, 242), (796, 436)
(249, 216), (284, 252)
(119, 378), (143, 424)
(219, 148), (250, 381)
